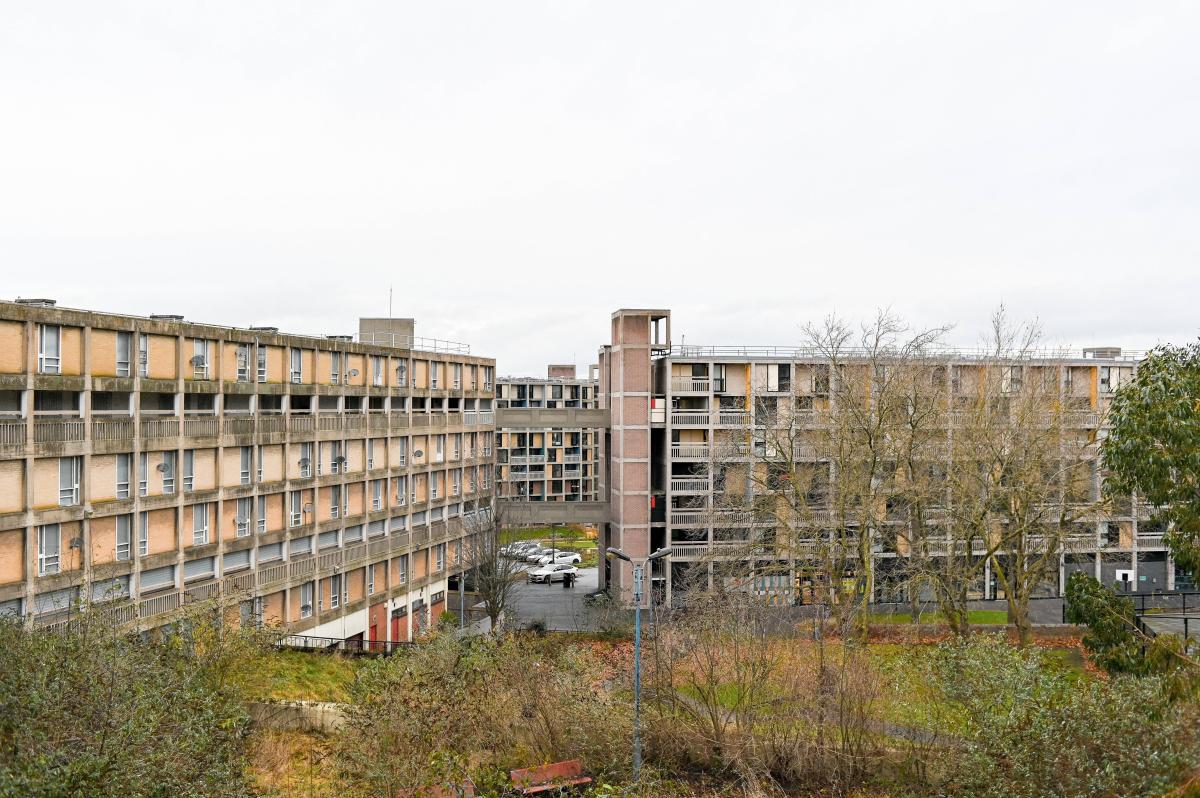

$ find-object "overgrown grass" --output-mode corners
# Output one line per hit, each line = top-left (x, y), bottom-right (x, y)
(247, 729), (340, 798)
(500, 525), (589, 543)
(241, 650), (362, 703)
(868, 609), (1010, 625)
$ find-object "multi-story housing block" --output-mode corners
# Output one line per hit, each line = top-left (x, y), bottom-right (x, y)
(0, 299), (495, 643)
(495, 365), (600, 504)
(598, 309), (1180, 605)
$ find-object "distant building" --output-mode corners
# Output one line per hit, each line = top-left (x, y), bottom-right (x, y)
(0, 298), (495, 642)
(495, 365), (600, 505)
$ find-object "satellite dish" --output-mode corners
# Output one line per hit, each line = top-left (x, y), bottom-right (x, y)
(348, 369), (360, 377)
(300, 604), (312, 613)
(333, 455), (347, 464)
(155, 463), (167, 472)
(298, 457), (311, 467)
(413, 449), (424, 457)
(190, 355), (206, 366)
(303, 503), (314, 513)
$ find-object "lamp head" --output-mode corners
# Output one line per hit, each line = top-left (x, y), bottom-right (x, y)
(605, 547), (632, 563)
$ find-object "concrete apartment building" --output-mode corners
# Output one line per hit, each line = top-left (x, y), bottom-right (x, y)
(597, 308), (1180, 605)
(0, 298), (495, 644)
(494, 365), (600, 504)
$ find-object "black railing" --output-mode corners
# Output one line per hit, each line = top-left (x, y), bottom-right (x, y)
(276, 633), (413, 656)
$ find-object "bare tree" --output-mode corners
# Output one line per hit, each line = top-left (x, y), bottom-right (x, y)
(462, 502), (526, 633)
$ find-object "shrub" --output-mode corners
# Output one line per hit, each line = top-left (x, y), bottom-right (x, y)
(932, 636), (1200, 798)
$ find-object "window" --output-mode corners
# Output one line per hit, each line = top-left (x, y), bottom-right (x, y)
(435, 543), (446, 571)
(372, 356), (383, 386)
(138, 512), (148, 556)
(452, 470), (461, 496)
(235, 497), (252, 537)
(397, 554), (408, 584)
(38, 324), (61, 374)
(299, 442), (312, 478)
(183, 449), (194, 491)
(300, 582), (314, 618)
(1100, 366), (1112, 393)
(138, 452), (147, 496)
(115, 514), (131, 561)
(367, 564), (375, 596)
(430, 362), (440, 389)
(330, 351), (342, 384)
(58, 457), (81, 506)
(329, 574), (343, 609)
(256, 345), (267, 381)
(396, 360), (407, 387)
(192, 504), (209, 546)
(160, 451), (176, 494)
(452, 434), (461, 459)
(367, 439), (375, 470)
(256, 495), (267, 533)
(116, 332), (132, 377)
(38, 524), (61, 575)
(1002, 366), (1023, 394)
(397, 438), (408, 467)
(116, 453), (131, 499)
(256, 445), (263, 481)
(289, 491), (303, 526)
(236, 343), (251, 382)
(137, 333), (149, 377)
(435, 435), (445, 462)
(431, 476), (439, 500)
(453, 363), (462, 390)
(239, 446), (252, 485)
(330, 485), (342, 519)
(290, 348), (303, 383)
(192, 339), (210, 379)
(330, 440), (343, 474)
(372, 479), (383, 510)
(394, 476), (406, 506)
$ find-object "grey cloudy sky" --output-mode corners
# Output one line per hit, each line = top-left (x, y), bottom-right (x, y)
(2, 1), (1197, 376)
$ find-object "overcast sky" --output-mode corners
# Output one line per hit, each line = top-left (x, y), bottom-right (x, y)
(2, 2), (1197, 376)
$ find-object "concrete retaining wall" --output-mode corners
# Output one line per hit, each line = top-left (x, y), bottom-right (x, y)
(248, 700), (347, 734)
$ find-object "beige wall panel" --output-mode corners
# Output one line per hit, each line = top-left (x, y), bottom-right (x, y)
(59, 521), (83, 572)
(0, 460), (24, 513)
(148, 335), (177, 379)
(32, 458), (59, 510)
(347, 567), (364, 602)
(221, 448), (242, 488)
(90, 515), (118, 564)
(90, 455), (117, 503)
(287, 585), (304, 623)
(262, 445), (283, 482)
(265, 492), (284, 533)
(220, 500), (239, 541)
(347, 483), (364, 515)
(266, 347), (284, 383)
(414, 360), (428, 388)
(412, 436), (427, 466)
(193, 448), (216, 490)
(219, 342), (241, 381)
(262, 590), (284, 626)
(147, 509), (175, 554)
(60, 327), (83, 375)
(413, 548), (428, 578)
(0, 529), (23, 583)
(346, 440), (364, 472)
(91, 330), (117, 377)
(346, 354), (365, 386)
(0, 321), (25, 373)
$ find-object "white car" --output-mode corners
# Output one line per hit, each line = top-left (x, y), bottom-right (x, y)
(528, 563), (580, 583)
(503, 542), (537, 558)
(536, 551), (583, 566)
(523, 547), (551, 563)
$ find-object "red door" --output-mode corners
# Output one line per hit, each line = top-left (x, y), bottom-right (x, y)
(369, 624), (378, 651)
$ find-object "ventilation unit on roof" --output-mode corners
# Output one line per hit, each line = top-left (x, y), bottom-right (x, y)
(150, 314), (184, 321)
(15, 298), (56, 307)
(249, 325), (279, 333)
(326, 335), (354, 341)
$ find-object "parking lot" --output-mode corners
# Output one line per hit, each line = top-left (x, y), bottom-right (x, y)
(509, 563), (602, 632)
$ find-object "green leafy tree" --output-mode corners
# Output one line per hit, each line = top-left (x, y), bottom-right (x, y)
(1064, 571), (1146, 674)
(1103, 342), (1200, 572)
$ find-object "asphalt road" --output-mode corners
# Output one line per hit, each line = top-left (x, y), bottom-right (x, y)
(510, 565), (602, 632)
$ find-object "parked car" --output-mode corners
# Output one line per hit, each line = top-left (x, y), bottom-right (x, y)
(523, 547), (551, 563)
(503, 542), (537, 558)
(528, 563), (580, 584)
(536, 550), (583, 566)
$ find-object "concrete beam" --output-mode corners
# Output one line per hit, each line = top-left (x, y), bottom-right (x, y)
(497, 500), (611, 525)
(495, 407), (611, 429)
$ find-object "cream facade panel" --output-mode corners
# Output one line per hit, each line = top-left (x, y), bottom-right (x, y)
(31, 458), (59, 510)
(0, 320), (25, 373)
(90, 455), (117, 503)
(0, 460), (24, 513)
(0, 529), (23, 584)
(147, 335), (177, 379)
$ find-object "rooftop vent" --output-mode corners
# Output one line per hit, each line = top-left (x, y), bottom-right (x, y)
(15, 297), (56, 307)
(150, 314), (184, 322)
(249, 326), (279, 333)
(326, 335), (354, 341)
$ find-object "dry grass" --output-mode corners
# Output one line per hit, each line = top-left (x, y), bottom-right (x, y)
(247, 729), (341, 798)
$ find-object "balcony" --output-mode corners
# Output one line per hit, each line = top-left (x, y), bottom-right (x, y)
(670, 444), (709, 459)
(140, 417), (179, 439)
(0, 418), (26, 449)
(670, 477), (710, 493)
(183, 416), (219, 438)
(671, 376), (711, 393)
(34, 417), (85, 443)
(670, 410), (710, 426)
(717, 410), (751, 426)
(92, 415), (134, 441)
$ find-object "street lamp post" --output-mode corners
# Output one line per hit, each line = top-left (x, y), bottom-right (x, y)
(606, 545), (671, 781)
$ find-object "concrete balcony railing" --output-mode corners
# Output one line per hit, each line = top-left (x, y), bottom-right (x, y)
(477, 411), (494, 425)
(183, 416), (219, 438)
(92, 416), (134, 440)
(671, 376), (711, 393)
(1137, 535), (1167, 549)
(670, 510), (707, 525)
(0, 419), (27, 447)
(34, 417), (86, 443)
(671, 410), (710, 426)
(670, 444), (710, 459)
(140, 417), (180, 439)
(717, 410), (751, 426)
(670, 477), (710, 493)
